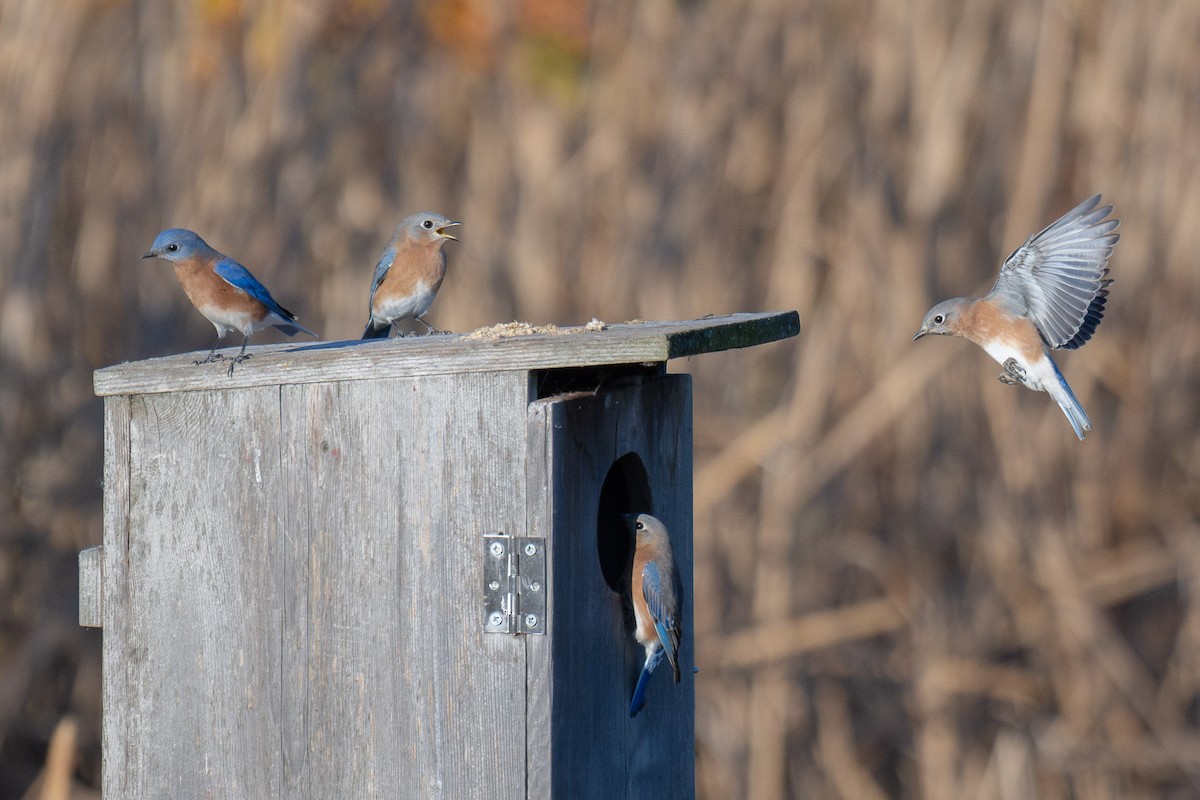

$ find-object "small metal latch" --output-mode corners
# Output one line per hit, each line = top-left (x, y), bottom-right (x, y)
(483, 532), (546, 635)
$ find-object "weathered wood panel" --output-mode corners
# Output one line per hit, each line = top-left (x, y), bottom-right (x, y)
(93, 312), (800, 396)
(100, 396), (132, 796)
(110, 388), (289, 799)
(102, 372), (534, 798)
(527, 375), (695, 799)
(276, 371), (532, 798)
(78, 545), (103, 628)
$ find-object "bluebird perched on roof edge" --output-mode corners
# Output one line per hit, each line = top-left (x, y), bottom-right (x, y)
(914, 195), (1119, 440)
(361, 212), (461, 339)
(625, 512), (682, 717)
(142, 228), (318, 376)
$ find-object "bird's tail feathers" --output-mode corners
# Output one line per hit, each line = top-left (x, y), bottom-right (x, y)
(1049, 360), (1092, 441)
(629, 664), (652, 717)
(274, 320), (318, 338)
(629, 647), (665, 717)
(361, 319), (392, 339)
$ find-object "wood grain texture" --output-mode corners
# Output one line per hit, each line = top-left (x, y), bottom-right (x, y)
(98, 356), (703, 797)
(527, 375), (695, 800)
(111, 387), (289, 799)
(93, 312), (799, 397)
(78, 545), (103, 628)
(101, 372), (534, 798)
(275, 371), (532, 798)
(100, 396), (132, 797)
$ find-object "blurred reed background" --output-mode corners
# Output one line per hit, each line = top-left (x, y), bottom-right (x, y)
(1, 0), (1199, 797)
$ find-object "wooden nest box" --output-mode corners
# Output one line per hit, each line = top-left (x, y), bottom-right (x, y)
(79, 312), (799, 799)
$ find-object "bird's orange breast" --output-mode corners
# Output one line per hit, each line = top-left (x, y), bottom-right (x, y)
(375, 243), (447, 303)
(631, 551), (658, 646)
(175, 259), (267, 321)
(954, 300), (1044, 363)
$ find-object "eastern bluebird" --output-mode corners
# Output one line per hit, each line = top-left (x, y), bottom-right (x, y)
(361, 212), (461, 339)
(625, 513), (682, 717)
(142, 229), (318, 375)
(914, 195), (1120, 440)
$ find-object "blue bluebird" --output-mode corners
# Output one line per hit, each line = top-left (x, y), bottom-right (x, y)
(914, 195), (1120, 440)
(625, 513), (682, 717)
(361, 212), (461, 339)
(142, 229), (318, 375)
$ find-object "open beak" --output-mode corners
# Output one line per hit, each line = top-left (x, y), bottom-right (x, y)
(436, 221), (462, 242)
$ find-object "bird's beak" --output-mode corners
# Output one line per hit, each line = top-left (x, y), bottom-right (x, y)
(912, 328), (928, 341)
(141, 250), (156, 259)
(436, 221), (462, 242)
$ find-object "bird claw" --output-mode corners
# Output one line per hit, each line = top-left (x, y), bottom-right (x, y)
(416, 317), (448, 335)
(998, 358), (1026, 385)
(193, 353), (225, 366)
(226, 352), (252, 377)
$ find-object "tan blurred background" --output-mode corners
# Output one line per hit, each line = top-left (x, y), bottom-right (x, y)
(2, 0), (1200, 797)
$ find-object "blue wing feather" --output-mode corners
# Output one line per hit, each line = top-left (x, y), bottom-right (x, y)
(213, 258), (316, 337)
(213, 258), (294, 321)
(641, 562), (681, 680)
(369, 247), (397, 299)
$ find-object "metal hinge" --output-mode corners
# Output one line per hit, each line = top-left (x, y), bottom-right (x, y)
(483, 532), (546, 635)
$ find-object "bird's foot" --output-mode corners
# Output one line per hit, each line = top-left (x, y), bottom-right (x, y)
(998, 358), (1026, 385)
(226, 352), (252, 377)
(417, 317), (448, 335)
(194, 353), (226, 366)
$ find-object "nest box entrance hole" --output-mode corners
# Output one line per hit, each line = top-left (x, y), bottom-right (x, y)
(595, 452), (653, 594)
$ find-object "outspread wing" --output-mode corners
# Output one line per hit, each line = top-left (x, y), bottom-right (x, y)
(986, 194), (1119, 349)
(213, 258), (297, 321)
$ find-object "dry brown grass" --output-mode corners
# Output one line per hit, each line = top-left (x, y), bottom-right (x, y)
(2, 0), (1199, 797)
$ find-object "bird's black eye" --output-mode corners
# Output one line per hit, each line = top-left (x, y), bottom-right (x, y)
(635, 521), (645, 531)
(166, 243), (178, 252)
(933, 314), (944, 324)
(422, 219), (434, 229)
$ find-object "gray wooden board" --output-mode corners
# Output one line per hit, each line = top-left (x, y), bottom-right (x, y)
(112, 387), (289, 799)
(526, 374), (695, 799)
(94, 312), (800, 397)
(102, 371), (533, 798)
(101, 396), (132, 797)
(276, 371), (531, 798)
(79, 545), (103, 628)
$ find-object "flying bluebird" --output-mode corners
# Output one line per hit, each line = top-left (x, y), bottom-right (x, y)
(914, 195), (1120, 440)
(142, 229), (318, 376)
(625, 513), (682, 718)
(361, 212), (461, 339)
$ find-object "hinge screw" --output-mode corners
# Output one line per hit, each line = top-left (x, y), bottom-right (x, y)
(524, 543), (537, 556)
(489, 542), (505, 558)
(525, 614), (538, 628)
(488, 580), (500, 591)
(488, 611), (504, 628)
(529, 580), (541, 592)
